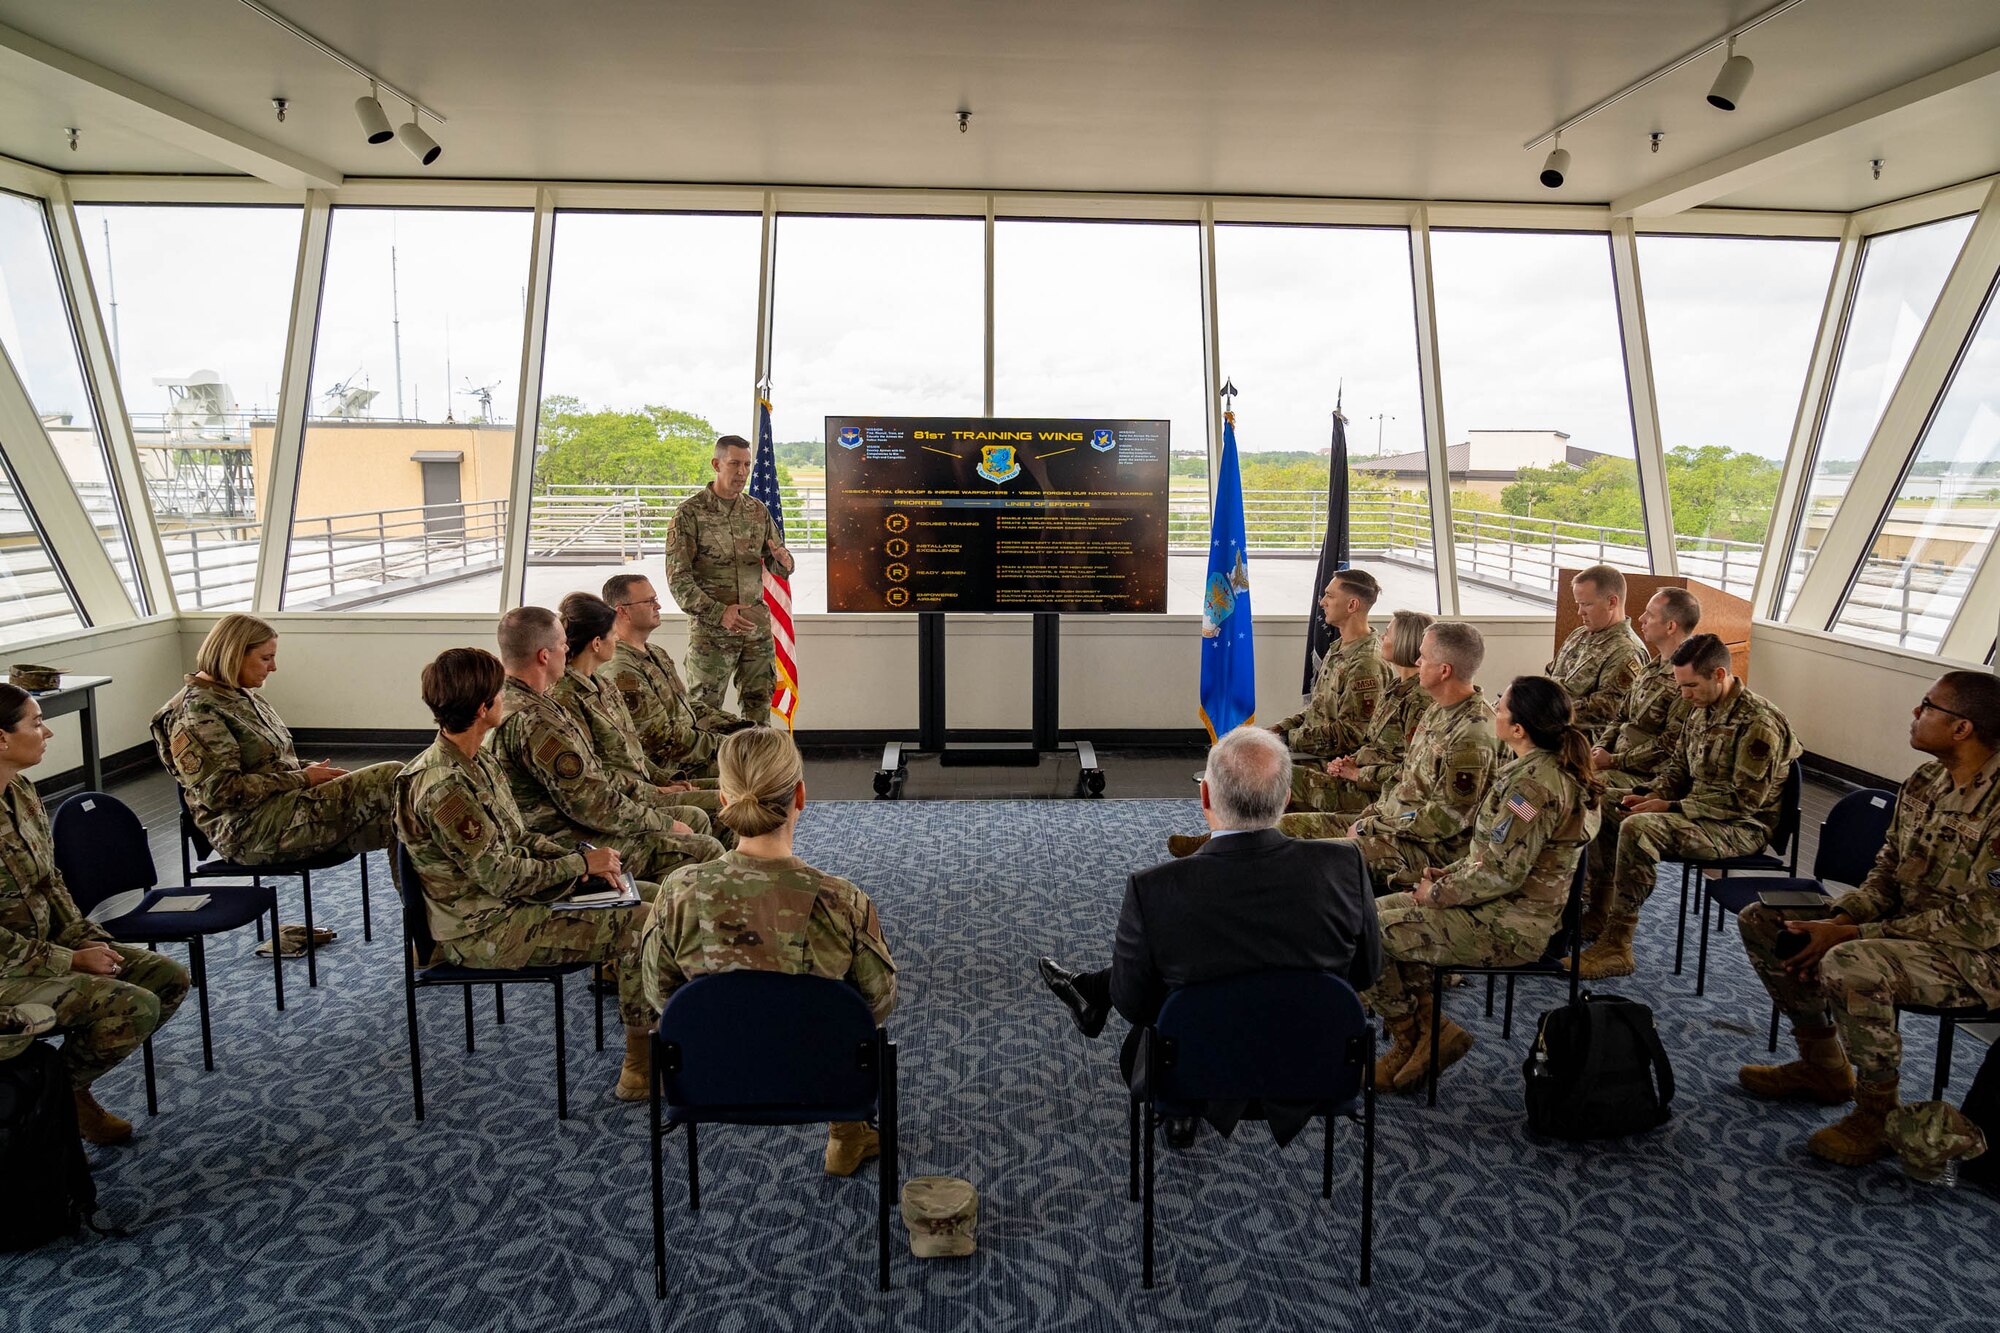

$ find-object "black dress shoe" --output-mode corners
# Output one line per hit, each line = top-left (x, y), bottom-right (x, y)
(1165, 1116), (1199, 1151)
(1036, 956), (1108, 1039)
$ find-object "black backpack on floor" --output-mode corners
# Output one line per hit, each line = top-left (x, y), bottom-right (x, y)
(0, 1041), (99, 1250)
(1522, 992), (1675, 1141)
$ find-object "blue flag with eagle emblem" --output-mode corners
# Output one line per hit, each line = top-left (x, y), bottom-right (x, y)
(1199, 410), (1255, 739)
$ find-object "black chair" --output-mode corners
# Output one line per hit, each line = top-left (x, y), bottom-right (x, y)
(51, 791), (283, 1086)
(1697, 787), (1897, 1019)
(1898, 1001), (2000, 1101)
(392, 843), (603, 1121)
(1673, 759), (1803, 978)
(1131, 970), (1374, 1289)
(177, 787), (375, 988)
(649, 971), (898, 1296)
(1426, 849), (1589, 1105)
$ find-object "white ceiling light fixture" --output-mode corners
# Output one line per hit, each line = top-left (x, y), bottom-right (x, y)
(238, 0), (447, 158)
(1706, 38), (1755, 111)
(397, 105), (442, 166)
(353, 84), (393, 144)
(1540, 136), (1569, 188)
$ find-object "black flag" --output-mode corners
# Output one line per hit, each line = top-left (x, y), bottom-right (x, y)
(1303, 399), (1351, 692)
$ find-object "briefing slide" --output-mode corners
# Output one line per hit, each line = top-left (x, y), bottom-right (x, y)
(825, 416), (1170, 615)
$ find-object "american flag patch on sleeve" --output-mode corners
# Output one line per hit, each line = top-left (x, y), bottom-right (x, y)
(1506, 794), (1539, 822)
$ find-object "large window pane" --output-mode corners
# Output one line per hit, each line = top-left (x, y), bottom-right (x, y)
(1831, 276), (2000, 652)
(0, 190), (143, 612)
(1214, 223), (1433, 616)
(768, 214), (983, 615)
(0, 457), (82, 644)
(995, 219), (1206, 610)
(525, 210), (761, 608)
(1776, 214), (1975, 617)
(1430, 230), (1646, 610)
(78, 203), (300, 611)
(1639, 234), (1837, 599)
(284, 208), (532, 610)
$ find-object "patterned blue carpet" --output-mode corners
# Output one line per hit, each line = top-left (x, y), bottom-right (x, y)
(5, 798), (1998, 1332)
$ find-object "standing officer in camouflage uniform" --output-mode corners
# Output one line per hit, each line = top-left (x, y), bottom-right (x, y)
(0, 685), (189, 1144)
(1286, 608), (1434, 825)
(1548, 565), (1646, 739)
(1368, 676), (1602, 1092)
(642, 726), (897, 1176)
(664, 436), (795, 726)
(398, 648), (657, 1101)
(1286, 624), (1497, 892)
(603, 572), (744, 780)
(1574, 632), (1800, 980)
(1735, 671), (2000, 1167)
(490, 608), (723, 884)
(1580, 587), (1699, 936)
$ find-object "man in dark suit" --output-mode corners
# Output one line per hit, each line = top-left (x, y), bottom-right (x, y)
(1038, 725), (1381, 1146)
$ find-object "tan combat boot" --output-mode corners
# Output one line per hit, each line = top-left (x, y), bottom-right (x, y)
(1808, 1077), (1898, 1166)
(1738, 1025), (1856, 1105)
(1577, 877), (1615, 943)
(1391, 994), (1474, 1094)
(825, 1120), (881, 1176)
(612, 1026), (651, 1102)
(1373, 1015), (1421, 1090)
(1571, 912), (1638, 980)
(1166, 833), (1210, 859)
(73, 1088), (134, 1146)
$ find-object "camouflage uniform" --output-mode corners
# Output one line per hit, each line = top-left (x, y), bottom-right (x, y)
(0, 776), (189, 1087)
(665, 486), (790, 726)
(1548, 621), (1646, 739)
(1367, 750), (1599, 1020)
(490, 679), (723, 884)
(641, 849), (898, 1023)
(150, 675), (398, 864)
(1288, 673), (1432, 818)
(396, 737), (655, 1028)
(1739, 752), (2000, 1084)
(1596, 654), (1688, 794)
(1272, 630), (1390, 759)
(1316, 691), (1498, 888)
(1599, 679), (1800, 914)
(608, 637), (734, 779)
(548, 666), (725, 828)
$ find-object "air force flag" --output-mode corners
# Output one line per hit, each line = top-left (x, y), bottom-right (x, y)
(1199, 411), (1255, 739)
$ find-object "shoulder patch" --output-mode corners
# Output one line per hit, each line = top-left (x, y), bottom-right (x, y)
(553, 750), (585, 780)
(1748, 738), (1770, 759)
(169, 730), (204, 776)
(1453, 769), (1477, 796)
(533, 732), (566, 766)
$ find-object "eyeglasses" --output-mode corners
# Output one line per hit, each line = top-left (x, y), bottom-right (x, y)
(1918, 696), (1971, 721)
(617, 597), (662, 609)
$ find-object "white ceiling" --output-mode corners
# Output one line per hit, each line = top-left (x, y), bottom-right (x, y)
(2, 0), (1998, 211)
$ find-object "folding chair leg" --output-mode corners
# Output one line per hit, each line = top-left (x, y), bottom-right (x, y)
(301, 871), (319, 988)
(593, 967), (605, 1051)
(269, 898), (284, 1012)
(650, 1054), (666, 1300)
(1674, 865), (1689, 975)
(495, 984), (506, 1025)
(1427, 970), (1444, 1107)
(1141, 1102), (1156, 1289)
(1360, 1032), (1375, 1289)
(359, 853), (372, 943)
(1484, 974), (1496, 1017)
(1502, 976), (1517, 1040)
(879, 1040), (898, 1292)
(190, 936), (215, 1071)
(553, 976), (569, 1120)
(463, 987), (476, 1052)
(1128, 1097), (1140, 1202)
(1696, 886), (1713, 997)
(1934, 1019), (1955, 1102)
(142, 1035), (159, 1116)
(687, 1121), (701, 1210)
(1768, 1002), (1782, 1053)
(406, 975), (425, 1122)
(1321, 1113), (1334, 1199)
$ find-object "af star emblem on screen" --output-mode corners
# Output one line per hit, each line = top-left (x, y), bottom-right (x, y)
(976, 444), (1021, 484)
(838, 426), (864, 449)
(1091, 429), (1116, 451)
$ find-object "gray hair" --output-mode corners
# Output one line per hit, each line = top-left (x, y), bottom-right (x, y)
(1204, 726), (1293, 830)
(1425, 621), (1485, 679)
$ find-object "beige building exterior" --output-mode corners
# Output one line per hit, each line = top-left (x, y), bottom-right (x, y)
(1352, 429), (1610, 500)
(251, 420), (516, 522)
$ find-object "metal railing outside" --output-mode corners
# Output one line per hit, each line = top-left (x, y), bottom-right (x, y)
(279, 499), (508, 610)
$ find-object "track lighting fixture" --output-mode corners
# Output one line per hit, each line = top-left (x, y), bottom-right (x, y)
(397, 106), (442, 166)
(1539, 137), (1569, 189)
(1706, 38), (1754, 110)
(354, 84), (393, 144)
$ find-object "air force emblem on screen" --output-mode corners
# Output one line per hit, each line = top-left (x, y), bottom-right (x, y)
(838, 426), (864, 449)
(1091, 429), (1116, 451)
(976, 444), (1021, 484)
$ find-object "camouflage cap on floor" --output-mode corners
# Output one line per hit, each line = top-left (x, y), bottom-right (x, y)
(901, 1176), (977, 1258)
(1886, 1100), (1988, 1182)
(0, 1003), (57, 1061)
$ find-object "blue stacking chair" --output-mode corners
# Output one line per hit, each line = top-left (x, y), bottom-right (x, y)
(392, 843), (603, 1121)
(1130, 971), (1375, 1289)
(1700, 787), (1895, 1045)
(51, 791), (281, 1104)
(1427, 849), (1589, 1105)
(649, 971), (899, 1295)
(1673, 760), (1803, 979)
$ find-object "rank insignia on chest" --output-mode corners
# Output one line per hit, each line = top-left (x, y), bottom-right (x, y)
(553, 750), (585, 780)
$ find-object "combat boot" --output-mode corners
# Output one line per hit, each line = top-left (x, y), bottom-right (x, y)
(1166, 833), (1210, 859)
(1738, 1025), (1855, 1105)
(73, 1088), (133, 1146)
(612, 1026), (651, 1102)
(1808, 1078), (1898, 1166)
(1570, 912), (1638, 980)
(1373, 1015), (1420, 1090)
(1577, 877), (1615, 942)
(825, 1120), (880, 1176)
(1392, 995), (1474, 1093)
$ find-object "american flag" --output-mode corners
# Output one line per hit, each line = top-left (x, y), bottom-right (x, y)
(1506, 793), (1539, 822)
(750, 396), (798, 728)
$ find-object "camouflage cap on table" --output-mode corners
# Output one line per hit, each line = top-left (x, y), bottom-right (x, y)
(901, 1175), (977, 1258)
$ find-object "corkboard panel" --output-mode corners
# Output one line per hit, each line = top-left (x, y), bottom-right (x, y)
(1553, 570), (1754, 682)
